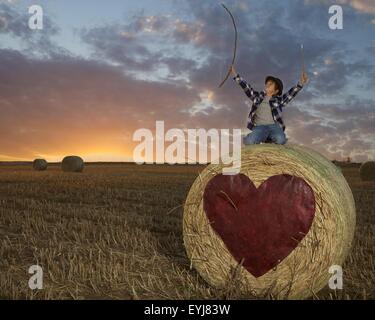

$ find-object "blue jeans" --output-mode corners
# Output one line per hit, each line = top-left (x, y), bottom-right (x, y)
(243, 123), (288, 145)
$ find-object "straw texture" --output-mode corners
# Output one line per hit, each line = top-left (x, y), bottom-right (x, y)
(61, 156), (84, 173)
(32, 159), (48, 171)
(183, 143), (356, 299)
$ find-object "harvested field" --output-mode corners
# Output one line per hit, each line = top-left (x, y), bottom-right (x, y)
(0, 163), (374, 300)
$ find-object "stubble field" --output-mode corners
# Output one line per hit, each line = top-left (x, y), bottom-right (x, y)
(0, 163), (374, 299)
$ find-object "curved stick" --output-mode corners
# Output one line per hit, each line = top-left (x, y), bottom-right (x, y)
(218, 3), (238, 88)
(301, 44), (305, 74)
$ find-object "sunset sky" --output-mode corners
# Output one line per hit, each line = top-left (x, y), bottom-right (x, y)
(0, 0), (374, 162)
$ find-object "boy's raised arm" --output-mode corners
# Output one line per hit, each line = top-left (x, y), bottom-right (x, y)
(279, 83), (303, 107)
(232, 73), (260, 102)
(280, 70), (309, 107)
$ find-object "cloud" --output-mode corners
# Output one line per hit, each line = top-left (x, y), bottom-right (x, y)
(305, 0), (375, 14)
(79, 0), (374, 96)
(0, 2), (68, 58)
(80, 15), (204, 79)
(349, 0), (375, 14)
(0, 48), (203, 161)
(285, 96), (375, 161)
(0, 0), (374, 162)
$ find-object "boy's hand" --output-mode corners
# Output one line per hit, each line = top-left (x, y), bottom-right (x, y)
(299, 70), (309, 86)
(230, 65), (237, 76)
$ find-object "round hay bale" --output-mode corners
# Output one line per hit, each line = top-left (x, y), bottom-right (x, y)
(61, 156), (84, 173)
(33, 159), (48, 171)
(359, 161), (375, 181)
(183, 144), (356, 299)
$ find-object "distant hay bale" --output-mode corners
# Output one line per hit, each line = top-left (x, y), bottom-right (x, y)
(33, 159), (48, 171)
(359, 161), (375, 181)
(183, 144), (356, 299)
(61, 156), (84, 173)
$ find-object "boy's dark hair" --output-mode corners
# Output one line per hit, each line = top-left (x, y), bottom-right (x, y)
(265, 76), (283, 96)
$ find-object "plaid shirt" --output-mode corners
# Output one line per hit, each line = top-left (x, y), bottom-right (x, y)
(233, 74), (304, 132)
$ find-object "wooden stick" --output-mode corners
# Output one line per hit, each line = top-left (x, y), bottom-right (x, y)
(301, 44), (306, 74)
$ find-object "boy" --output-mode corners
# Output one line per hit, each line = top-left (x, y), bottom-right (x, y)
(230, 66), (308, 145)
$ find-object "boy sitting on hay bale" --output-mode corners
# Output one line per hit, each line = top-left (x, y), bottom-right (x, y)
(230, 66), (309, 145)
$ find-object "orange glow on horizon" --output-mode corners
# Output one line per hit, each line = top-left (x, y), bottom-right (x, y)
(0, 144), (135, 162)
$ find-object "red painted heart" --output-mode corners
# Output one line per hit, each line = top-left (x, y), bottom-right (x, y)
(203, 173), (315, 278)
